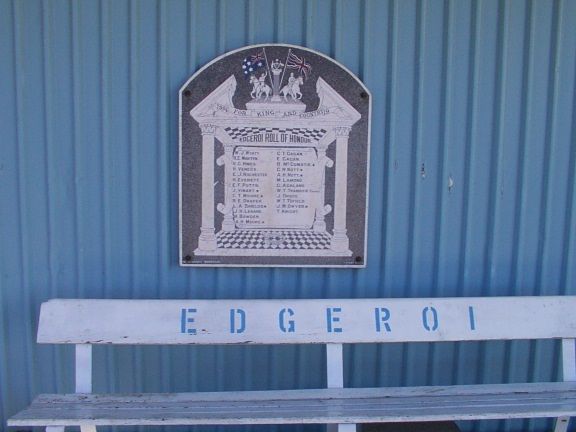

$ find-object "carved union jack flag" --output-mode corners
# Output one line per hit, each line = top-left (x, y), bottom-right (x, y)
(250, 51), (265, 63)
(286, 52), (312, 79)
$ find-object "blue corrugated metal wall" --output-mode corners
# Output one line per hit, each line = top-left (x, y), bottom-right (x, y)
(0, 0), (575, 431)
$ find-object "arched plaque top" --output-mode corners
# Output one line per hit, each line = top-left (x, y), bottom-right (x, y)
(179, 44), (371, 268)
(179, 43), (371, 96)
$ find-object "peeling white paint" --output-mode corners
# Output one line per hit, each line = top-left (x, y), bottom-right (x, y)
(448, 175), (454, 192)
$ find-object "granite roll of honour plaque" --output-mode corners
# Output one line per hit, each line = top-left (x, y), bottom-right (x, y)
(180, 44), (371, 267)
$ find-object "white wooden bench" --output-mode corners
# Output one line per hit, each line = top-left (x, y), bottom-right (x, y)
(8, 297), (576, 432)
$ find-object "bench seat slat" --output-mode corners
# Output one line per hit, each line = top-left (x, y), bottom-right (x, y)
(27, 381), (576, 403)
(9, 383), (576, 427)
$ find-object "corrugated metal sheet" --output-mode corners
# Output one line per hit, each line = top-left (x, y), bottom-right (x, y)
(0, 0), (575, 431)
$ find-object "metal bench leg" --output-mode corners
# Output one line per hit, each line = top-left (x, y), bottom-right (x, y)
(328, 424), (357, 432)
(326, 345), (356, 432)
(554, 416), (571, 432)
(557, 340), (576, 432)
(340, 424), (357, 432)
(77, 345), (96, 432)
(46, 427), (65, 432)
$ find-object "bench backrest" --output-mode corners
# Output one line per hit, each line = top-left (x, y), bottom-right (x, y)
(39, 297), (576, 344)
(36, 297), (576, 396)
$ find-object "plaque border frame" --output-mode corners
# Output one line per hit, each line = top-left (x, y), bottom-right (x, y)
(179, 43), (372, 268)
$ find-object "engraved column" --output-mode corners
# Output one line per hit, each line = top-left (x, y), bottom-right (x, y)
(313, 143), (333, 232)
(197, 124), (218, 251)
(330, 126), (351, 253)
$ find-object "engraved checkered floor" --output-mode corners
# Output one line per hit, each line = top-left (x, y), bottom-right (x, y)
(216, 230), (331, 250)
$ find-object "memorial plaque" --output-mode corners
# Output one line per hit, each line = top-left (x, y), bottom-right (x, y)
(180, 44), (371, 267)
